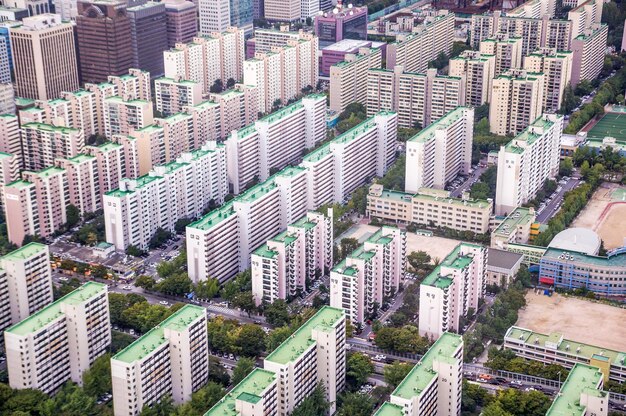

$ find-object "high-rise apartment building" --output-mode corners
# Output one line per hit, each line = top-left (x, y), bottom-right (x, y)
(571, 24), (608, 86)
(264, 306), (346, 415)
(376, 333), (464, 416)
(495, 114), (562, 215)
(0, 152), (19, 211)
(405, 107), (473, 193)
(209, 84), (258, 139)
(55, 154), (100, 214)
(314, 4), (368, 43)
(104, 142), (227, 250)
(155, 77), (203, 117)
(163, 0), (197, 48)
(367, 66), (465, 128)
(419, 244), (486, 340)
(103, 96), (154, 138)
(330, 226), (406, 325)
(0, 114), (22, 166)
(225, 94), (326, 194)
(198, 0), (229, 35)
(76, 0), (133, 83)
(244, 33), (319, 114)
(86, 141), (128, 198)
(252, 210), (333, 306)
(449, 51), (496, 106)
(204, 369), (278, 416)
(128, 1), (168, 78)
(164, 28), (245, 95)
(568, 0), (603, 38)
(479, 34), (523, 76)
(489, 69), (545, 136)
(0, 243), (52, 335)
(111, 305), (209, 416)
(187, 112), (398, 282)
(546, 364), (608, 416)
(10, 14), (79, 101)
(0, 36), (11, 84)
(523, 48), (573, 113)
(0, 83), (15, 115)
(4, 282), (111, 394)
(386, 11), (454, 74)
(4, 167), (69, 245)
(366, 185), (493, 234)
(329, 47), (382, 113)
(21, 123), (85, 171)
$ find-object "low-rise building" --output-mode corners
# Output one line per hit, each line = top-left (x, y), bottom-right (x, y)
(251, 210), (333, 306)
(485, 248), (524, 287)
(111, 305), (209, 416)
(366, 185), (492, 234)
(491, 207), (538, 249)
(419, 243), (486, 340)
(546, 364), (608, 416)
(504, 326), (626, 383)
(405, 107), (473, 193)
(4, 282), (110, 394)
(0, 243), (53, 335)
(330, 226), (406, 324)
(376, 332), (464, 415)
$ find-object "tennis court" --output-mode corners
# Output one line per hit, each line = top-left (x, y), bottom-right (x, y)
(586, 112), (626, 139)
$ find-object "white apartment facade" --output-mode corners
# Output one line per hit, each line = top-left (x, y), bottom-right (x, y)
(55, 154), (100, 214)
(103, 96), (154, 138)
(198, 0), (230, 34)
(111, 305), (209, 416)
(0, 243), (53, 335)
(330, 226), (406, 324)
(4, 282), (110, 394)
(210, 84), (259, 139)
(329, 47), (382, 113)
(21, 123), (84, 171)
(449, 51), (496, 106)
(495, 114), (563, 215)
(419, 243), (486, 340)
(154, 77), (203, 117)
(0, 115), (21, 168)
(405, 107), (473, 193)
(479, 34), (523, 76)
(571, 24), (608, 86)
(523, 48), (573, 113)
(252, 210), (333, 306)
(104, 142), (227, 250)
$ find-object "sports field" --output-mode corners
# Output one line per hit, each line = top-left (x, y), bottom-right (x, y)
(586, 112), (626, 139)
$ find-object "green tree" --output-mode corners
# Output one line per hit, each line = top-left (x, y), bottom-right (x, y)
(42, 382), (99, 416)
(148, 228), (172, 249)
(235, 324), (267, 357)
(140, 395), (176, 416)
(155, 273), (193, 296)
(82, 353), (112, 398)
(482, 402), (515, 416)
(291, 383), (330, 416)
(574, 80), (593, 96)
(177, 381), (225, 415)
(66, 204), (81, 229)
(559, 158), (574, 177)
(126, 244), (146, 257)
(232, 357), (255, 385)
(337, 392), (374, 416)
(475, 117), (490, 135)
(406, 250), (431, 273)
(346, 353), (374, 389)
(210, 79), (224, 93)
(226, 78), (236, 89)
(264, 299), (290, 327)
(194, 277), (219, 300)
(560, 84), (580, 114)
(134, 275), (155, 290)
(111, 330), (135, 353)
(232, 291), (256, 317)
(340, 237), (360, 259)
(2, 388), (50, 414)
(384, 361), (413, 388)
(266, 326), (294, 351)
(208, 356), (230, 386)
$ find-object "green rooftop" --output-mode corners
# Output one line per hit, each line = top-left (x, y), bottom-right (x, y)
(21, 122), (79, 134)
(493, 207), (535, 236)
(392, 333), (463, 400)
(422, 244), (479, 289)
(188, 202), (236, 231)
(94, 141), (122, 152)
(269, 230), (298, 246)
(26, 166), (66, 179)
(204, 369), (276, 416)
(407, 107), (469, 144)
(1, 242), (47, 262)
(5, 179), (32, 189)
(546, 364), (605, 416)
(373, 402), (404, 416)
(64, 154), (95, 164)
(113, 305), (205, 363)
(265, 306), (344, 365)
(505, 326), (626, 367)
(258, 100), (304, 124)
(6, 282), (106, 336)
(253, 244), (279, 259)
(366, 227), (398, 245)
(543, 246), (626, 267)
(504, 115), (557, 154)
(332, 260), (358, 277)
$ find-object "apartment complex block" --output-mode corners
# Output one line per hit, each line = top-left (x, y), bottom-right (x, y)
(252, 210), (332, 306)
(495, 114), (562, 215)
(523, 48), (573, 113)
(187, 112), (398, 282)
(547, 364), (608, 416)
(329, 47), (382, 113)
(376, 333), (464, 416)
(4, 167), (69, 245)
(155, 77), (203, 117)
(568, 0), (603, 38)
(204, 369), (277, 416)
(163, 28), (245, 95)
(104, 142), (227, 250)
(479, 34), (523, 76)
(405, 107), (473, 193)
(9, 14), (79, 101)
(367, 67), (465, 128)
(264, 306), (346, 415)
(21, 123), (84, 171)
(330, 226), (406, 325)
(489, 69), (545, 136)
(504, 326), (626, 383)
(103, 96), (154, 138)
(490, 207), (542, 264)
(0, 115), (21, 166)
(55, 154), (100, 214)
(243, 33), (319, 114)
(571, 24), (608, 86)
(111, 305), (209, 416)
(209, 84), (259, 138)
(0, 243), (52, 335)
(225, 95), (326, 194)
(449, 51), (496, 106)
(4, 282), (110, 394)
(0, 152), (19, 210)
(419, 244), (486, 340)
(366, 185), (493, 234)
(386, 11), (454, 74)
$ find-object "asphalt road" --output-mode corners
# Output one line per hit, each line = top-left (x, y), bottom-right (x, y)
(451, 165), (488, 198)
(536, 176), (581, 223)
